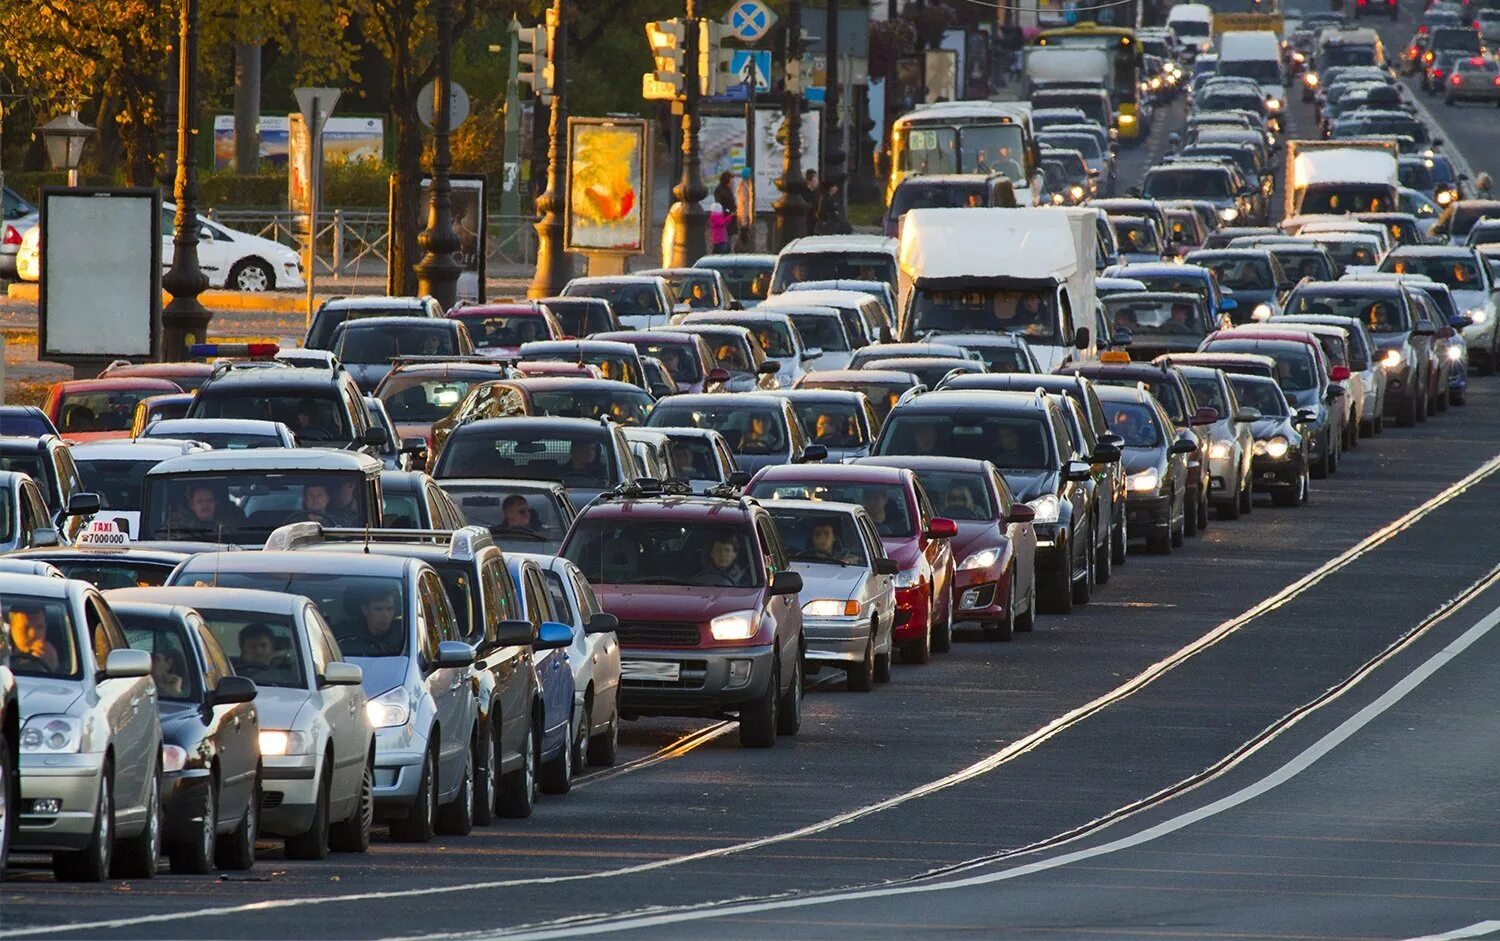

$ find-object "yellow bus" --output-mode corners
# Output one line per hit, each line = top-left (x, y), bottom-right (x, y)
(1035, 23), (1145, 142)
(886, 102), (1038, 207)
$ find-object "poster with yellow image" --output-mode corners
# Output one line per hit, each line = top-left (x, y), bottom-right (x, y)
(566, 118), (649, 254)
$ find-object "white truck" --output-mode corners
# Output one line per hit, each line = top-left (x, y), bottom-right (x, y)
(1023, 47), (1112, 96)
(896, 207), (1098, 372)
(1284, 139), (1400, 220)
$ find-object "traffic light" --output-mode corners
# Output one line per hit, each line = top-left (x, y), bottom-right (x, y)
(517, 25), (554, 101)
(698, 19), (733, 97)
(644, 19), (686, 100)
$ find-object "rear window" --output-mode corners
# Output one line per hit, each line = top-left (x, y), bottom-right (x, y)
(787, 312), (850, 351)
(747, 479), (914, 537)
(888, 181), (990, 218)
(379, 376), (480, 424)
(531, 388), (653, 426)
(649, 404), (788, 455)
(336, 324), (458, 363)
(0, 412), (52, 437)
(562, 282), (666, 318)
(143, 471), (371, 542)
(436, 430), (616, 486)
(1287, 291), (1410, 332)
(768, 508), (870, 566)
(1194, 255), (1275, 290)
(58, 389), (161, 435)
(190, 389), (352, 445)
(788, 401), (868, 448)
(450, 313), (552, 350)
(1229, 376), (1289, 416)
(877, 412), (1054, 470)
(49, 558), (176, 589)
(1103, 401), (1164, 448)
(771, 253), (895, 294)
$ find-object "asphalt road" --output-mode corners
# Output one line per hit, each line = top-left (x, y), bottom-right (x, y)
(5, 7), (1500, 939)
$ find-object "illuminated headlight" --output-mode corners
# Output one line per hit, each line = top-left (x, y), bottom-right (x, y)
(365, 687), (413, 729)
(710, 610), (760, 640)
(1254, 435), (1290, 458)
(1219, 207), (1239, 222)
(1293, 51), (1306, 63)
(1381, 348), (1404, 369)
(1304, 72), (1320, 87)
(1118, 114), (1138, 126)
(1437, 190), (1455, 206)
(958, 547), (1003, 571)
(1266, 97), (1283, 110)
(1026, 493), (1061, 523)
(1465, 307), (1489, 324)
(1208, 441), (1232, 460)
(1069, 184), (1085, 200)
(802, 599), (861, 618)
(1252, 303), (1272, 321)
(1448, 344), (1466, 361)
(1129, 469), (1160, 492)
(1051, 192), (1066, 205)
(162, 744), (189, 773)
(20, 716), (83, 754)
(259, 729), (312, 756)
(1150, 76), (1163, 90)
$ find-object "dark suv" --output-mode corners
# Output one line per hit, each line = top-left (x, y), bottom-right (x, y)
(559, 488), (805, 748)
(305, 295), (443, 351)
(431, 416), (641, 509)
(186, 362), (383, 451)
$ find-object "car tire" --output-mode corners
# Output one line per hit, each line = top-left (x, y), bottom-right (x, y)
(1272, 485), (1299, 507)
(1360, 417), (1375, 438)
(1094, 522), (1112, 585)
(1183, 492), (1199, 537)
(1218, 489), (1240, 520)
(54, 765), (113, 882)
(931, 584), (954, 653)
(776, 648), (803, 736)
(472, 722), (496, 827)
(0, 729), (13, 881)
(1071, 530), (1092, 605)
(1016, 582), (1037, 633)
(1148, 519), (1172, 554)
(330, 757), (373, 852)
(1171, 501), (1185, 548)
(285, 761), (332, 858)
(1437, 386), (1450, 412)
(1196, 491), (1210, 534)
(498, 720), (537, 819)
(903, 605), (933, 663)
(389, 747), (437, 843)
(1328, 439), (1339, 474)
(436, 744), (476, 834)
(1312, 441), (1330, 479)
(738, 661), (779, 748)
(217, 774), (260, 870)
(1111, 513), (1127, 566)
(983, 575), (1015, 642)
(1239, 473), (1253, 515)
(1374, 412), (1385, 434)
(228, 258), (274, 293)
(1416, 384), (1429, 422)
(588, 707), (619, 768)
(539, 718), (573, 796)
(112, 763), (161, 879)
(847, 640), (876, 691)
(1040, 536), (1074, 614)
(169, 773), (217, 874)
(1452, 388), (1466, 406)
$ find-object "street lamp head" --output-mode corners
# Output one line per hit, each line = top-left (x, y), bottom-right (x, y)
(38, 113), (96, 172)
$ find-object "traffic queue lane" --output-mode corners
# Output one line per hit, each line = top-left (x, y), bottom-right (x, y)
(7, 20), (1500, 941)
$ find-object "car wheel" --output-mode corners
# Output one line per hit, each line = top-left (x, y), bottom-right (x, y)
(847, 639), (876, 691)
(1183, 491), (1199, 537)
(472, 722), (496, 827)
(1312, 440), (1330, 478)
(587, 706), (619, 768)
(1111, 513), (1127, 566)
(1360, 416), (1375, 438)
(228, 258), (274, 292)
(1196, 490), (1210, 534)
(285, 760), (332, 858)
(738, 661), (779, 748)
(776, 647), (803, 736)
(1016, 580), (1037, 633)
(1416, 384), (1429, 422)
(1171, 499), (1185, 548)
(0, 729), (13, 880)
(1094, 521), (1113, 585)
(436, 743), (476, 834)
(217, 774), (260, 870)
(1040, 536), (1074, 614)
(330, 757), (373, 852)
(1072, 529), (1093, 605)
(539, 716), (574, 796)
(1239, 472), (1253, 515)
(112, 762), (160, 879)
(1437, 386), (1450, 412)
(54, 765), (113, 882)
(983, 573), (1015, 642)
(389, 747), (437, 843)
(498, 720), (537, 818)
(169, 773), (217, 874)
(1452, 388), (1466, 406)
(1328, 439), (1339, 474)
(1301, 467), (1311, 504)
(904, 602), (933, 663)
(1374, 412), (1385, 434)
(931, 583), (954, 653)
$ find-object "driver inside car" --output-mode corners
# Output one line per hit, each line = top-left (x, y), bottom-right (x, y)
(805, 520), (844, 561)
(234, 622), (293, 683)
(8, 603), (62, 674)
(696, 536), (751, 586)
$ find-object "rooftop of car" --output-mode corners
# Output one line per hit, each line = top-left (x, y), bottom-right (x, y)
(921, 332), (1030, 347)
(10, 544), (226, 564)
(145, 418), (289, 434)
(337, 316), (460, 331)
(0, 435), (57, 451)
(520, 339), (639, 355)
(1158, 351), (1278, 367)
(381, 362), (513, 380)
(1203, 336), (1319, 354)
(52, 377), (182, 393)
(1103, 290), (1205, 304)
(887, 389), (1048, 413)
(1093, 383), (1156, 406)
(695, 253), (779, 267)
(197, 364), (345, 390)
(449, 415), (618, 435)
(855, 342), (970, 358)
(185, 549), (419, 577)
(0, 572), (79, 601)
(1291, 280), (1406, 296)
(565, 275), (665, 287)
(505, 377), (649, 395)
(682, 310), (796, 326)
(321, 295), (433, 311)
(798, 368), (920, 385)
(1065, 361), (1175, 377)
(1107, 263), (1212, 278)
(578, 492), (756, 522)
(448, 302), (546, 315)
(857, 454), (996, 475)
(1385, 245), (1482, 258)
(940, 373), (1085, 393)
(592, 330), (698, 344)
(779, 234), (897, 255)
(771, 388), (872, 405)
(754, 463), (912, 485)
(146, 448), (383, 475)
(100, 362), (215, 381)
(68, 439), (205, 460)
(656, 392), (787, 410)
(121, 585), (315, 614)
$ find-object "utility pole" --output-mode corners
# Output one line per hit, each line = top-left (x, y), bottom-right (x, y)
(161, 0), (212, 361)
(773, 0), (809, 249)
(415, 0), (463, 310)
(528, 0), (571, 298)
(816, 0), (851, 235)
(664, 0), (709, 266)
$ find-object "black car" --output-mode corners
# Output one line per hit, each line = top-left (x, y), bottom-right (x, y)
(431, 416), (642, 509)
(1227, 373), (1315, 507)
(533, 296), (623, 337)
(6, 544), (219, 588)
(0, 435), (94, 536)
(305, 295), (443, 351)
(330, 317), (476, 394)
(186, 361), (385, 451)
(1096, 384), (1194, 554)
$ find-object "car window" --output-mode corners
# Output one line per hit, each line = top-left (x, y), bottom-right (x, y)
(569, 570), (603, 619)
(4, 595), (83, 678)
(194, 618), (232, 691)
(417, 573), (444, 658)
(122, 616), (200, 702)
(307, 617), (335, 676)
(524, 568), (555, 626)
(543, 571), (577, 625)
(85, 597), (123, 672)
(563, 519), (765, 588)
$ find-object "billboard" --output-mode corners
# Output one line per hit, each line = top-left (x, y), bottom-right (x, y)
(753, 108), (820, 214)
(213, 115), (383, 171)
(419, 175), (487, 303)
(566, 118), (650, 255)
(700, 115), (749, 209)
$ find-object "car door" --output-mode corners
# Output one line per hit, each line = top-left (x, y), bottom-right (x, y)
(479, 555), (531, 770)
(523, 565), (570, 742)
(993, 468), (1036, 605)
(911, 480), (952, 606)
(195, 220), (235, 285)
(307, 605), (364, 798)
(542, 568), (587, 732)
(194, 617), (257, 819)
(419, 570), (470, 786)
(568, 564), (619, 727)
(87, 596), (155, 814)
(754, 515), (798, 675)
(856, 513), (896, 629)
(18, 480), (52, 547)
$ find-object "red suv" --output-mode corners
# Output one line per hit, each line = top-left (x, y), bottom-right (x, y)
(559, 489), (806, 748)
(745, 464), (956, 664)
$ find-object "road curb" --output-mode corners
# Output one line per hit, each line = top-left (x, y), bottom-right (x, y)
(2, 281), (322, 313)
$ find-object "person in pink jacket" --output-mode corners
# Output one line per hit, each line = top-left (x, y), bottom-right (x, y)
(709, 202), (733, 254)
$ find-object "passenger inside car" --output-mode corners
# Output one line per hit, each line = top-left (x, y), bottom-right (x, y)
(697, 536), (752, 587)
(168, 484), (247, 536)
(8, 602), (65, 674)
(739, 414), (785, 454)
(336, 583), (404, 657)
(503, 494), (539, 531)
(234, 622), (295, 684)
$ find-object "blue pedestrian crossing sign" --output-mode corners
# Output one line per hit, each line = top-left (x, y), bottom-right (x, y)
(730, 50), (772, 91)
(727, 0), (777, 42)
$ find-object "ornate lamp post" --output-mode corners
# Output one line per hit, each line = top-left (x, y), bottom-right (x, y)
(160, 0), (212, 361)
(664, 0), (708, 267)
(528, 0), (572, 298)
(37, 113), (94, 188)
(816, 0), (850, 235)
(415, 0), (463, 310)
(773, 0), (809, 249)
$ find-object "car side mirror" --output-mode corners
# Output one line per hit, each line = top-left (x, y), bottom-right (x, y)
(757, 360), (781, 375)
(320, 661), (363, 686)
(799, 444), (829, 463)
(102, 648), (152, 680)
(399, 436), (428, 455)
(801, 346), (823, 362)
(1221, 296), (1239, 311)
(535, 621), (573, 650)
(1450, 314), (1474, 329)
(650, 382), (675, 399)
(1064, 459), (1093, 481)
(1090, 443), (1122, 463)
(1236, 407), (1262, 422)
(1329, 365), (1351, 382)
(925, 517), (958, 539)
(1294, 408), (1317, 425)
(65, 492), (102, 518)
(1074, 326), (1091, 350)
(879, 326), (894, 344)
(585, 612), (619, 635)
(1006, 504), (1036, 524)
(1191, 405), (1219, 426)
(1098, 431), (1124, 448)
(873, 557), (901, 576)
(707, 367), (731, 384)
(728, 470), (752, 487)
(31, 528), (59, 548)
(206, 675), (258, 707)
(1325, 384), (1345, 402)
(1169, 438), (1198, 455)
(362, 426), (389, 448)
(493, 619), (536, 647)
(433, 640), (476, 669)
(771, 570), (804, 595)
(1437, 325), (1456, 339)
(1112, 328), (1134, 348)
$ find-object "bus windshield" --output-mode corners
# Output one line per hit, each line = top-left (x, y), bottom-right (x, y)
(895, 123), (1026, 179)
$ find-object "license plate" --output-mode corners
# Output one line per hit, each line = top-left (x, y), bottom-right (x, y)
(622, 660), (680, 682)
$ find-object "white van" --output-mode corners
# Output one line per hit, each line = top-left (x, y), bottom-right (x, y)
(1167, 3), (1214, 55)
(1216, 30), (1286, 114)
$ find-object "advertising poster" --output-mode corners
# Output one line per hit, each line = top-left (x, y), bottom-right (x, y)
(289, 114), (312, 219)
(565, 118), (649, 254)
(925, 49), (958, 103)
(894, 55), (924, 115)
(419, 175), (487, 303)
(214, 115), (382, 171)
(753, 108), (820, 214)
(700, 115), (748, 209)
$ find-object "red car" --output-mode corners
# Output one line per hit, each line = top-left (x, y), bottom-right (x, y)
(447, 301), (565, 360)
(98, 360), (215, 391)
(45, 377), (183, 442)
(745, 464), (956, 663)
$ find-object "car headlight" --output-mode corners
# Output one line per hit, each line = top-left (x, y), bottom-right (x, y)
(20, 716), (83, 754)
(710, 609), (760, 640)
(1304, 72), (1319, 87)
(1219, 207), (1239, 222)
(1252, 303), (1272, 321)
(1447, 344), (1466, 361)
(1069, 184), (1085, 200)
(1026, 493), (1061, 523)
(1437, 189), (1455, 206)
(365, 687), (413, 729)
(1129, 469), (1160, 492)
(1465, 306), (1489, 325)
(1266, 97), (1283, 110)
(1051, 192), (1066, 205)
(893, 566), (924, 589)
(802, 599), (861, 618)
(1208, 441), (1232, 460)
(1381, 348), (1404, 369)
(1253, 435), (1290, 458)
(259, 729), (313, 755)
(1119, 113), (1137, 125)
(958, 547), (1003, 571)
(162, 744), (189, 773)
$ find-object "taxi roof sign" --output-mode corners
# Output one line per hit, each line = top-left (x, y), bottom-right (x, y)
(77, 519), (131, 547)
(1100, 349), (1133, 364)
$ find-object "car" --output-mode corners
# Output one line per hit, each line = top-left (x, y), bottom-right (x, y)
(622, 427), (677, 480)
(561, 275), (676, 330)
(756, 304), (857, 372)
(378, 469), (466, 530)
(639, 267), (736, 311)
(747, 463), (956, 663)
(44, 377), (184, 443)
(446, 302), (566, 360)
(1389, 278), (1461, 413)
(647, 393), (825, 474)
(435, 478), (577, 553)
(1226, 373), (1315, 506)
(759, 499), (897, 688)
(1391, 278), (1471, 406)
(105, 594), (261, 873)
(372, 361), (515, 448)
(1102, 291), (1220, 359)
(426, 379), (542, 460)
(666, 323), (783, 393)
(866, 357), (988, 390)
(1140, 163), (1255, 227)
(646, 350), (686, 399)
(769, 234), (899, 296)
(305, 295), (443, 351)
(1183, 249), (1290, 322)
(518, 339), (650, 391)
(1102, 262), (1238, 321)
(6, 543), (223, 589)
(498, 554), (577, 793)
(1271, 312), (1388, 434)
(1235, 321), (1368, 447)
(364, 396), (424, 471)
(0, 471), (77, 553)
(186, 360), (383, 451)
(1044, 391), (1123, 587)
(1096, 368), (1195, 553)
(70, 439), (209, 537)
(592, 330), (730, 395)
(507, 377), (657, 426)
(647, 427), (741, 490)
(120, 585), (375, 858)
(679, 311), (821, 388)
(6, 574), (164, 881)
(1229, 236), (1341, 285)
(329, 317), (476, 394)
(558, 488), (806, 748)
(96, 360), (216, 393)
(530, 295), (623, 337)
(872, 390), (1095, 615)
(930, 333), (1043, 374)
(848, 342), (974, 372)
(2, 186), (36, 279)
(140, 418), (299, 450)
(0, 435), (92, 536)
(431, 416), (640, 509)
(127, 393), (196, 438)
(693, 254), (778, 308)
(140, 448), (384, 546)
(772, 285), (896, 342)
(772, 389), (881, 462)
(0, 405), (59, 438)
(1169, 364), (1257, 519)
(1379, 246), (1499, 372)
(792, 369), (924, 426)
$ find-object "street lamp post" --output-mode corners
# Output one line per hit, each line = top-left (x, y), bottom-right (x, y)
(816, 0), (850, 235)
(773, 0), (809, 249)
(528, 0), (572, 298)
(160, 0), (212, 362)
(37, 113), (95, 188)
(664, 0), (708, 267)
(415, 0), (464, 310)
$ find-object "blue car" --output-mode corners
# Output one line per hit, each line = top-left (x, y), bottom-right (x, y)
(505, 554), (580, 795)
(1102, 262), (1239, 323)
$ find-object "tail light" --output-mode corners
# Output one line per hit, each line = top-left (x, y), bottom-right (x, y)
(1, 225), (19, 247)
(1434, 68), (1446, 80)
(1492, 75), (1500, 85)
(1452, 74), (1463, 84)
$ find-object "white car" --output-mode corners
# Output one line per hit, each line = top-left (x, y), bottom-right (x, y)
(15, 203), (304, 292)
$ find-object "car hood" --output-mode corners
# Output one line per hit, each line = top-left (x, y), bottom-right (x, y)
(999, 470), (1057, 504)
(1287, 388), (1323, 413)
(346, 363), (393, 394)
(1251, 416), (1295, 439)
(251, 685), (317, 730)
(234, 230), (300, 262)
(594, 584), (767, 623)
(824, 444), (871, 462)
(18, 677), (84, 719)
(1371, 331), (1409, 353)
(789, 560), (867, 602)
(348, 656), (409, 698)
(1449, 288), (1488, 311)
(950, 521), (1005, 561)
(1122, 447), (1163, 476)
(879, 534), (923, 569)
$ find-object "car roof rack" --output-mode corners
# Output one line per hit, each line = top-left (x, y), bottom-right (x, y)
(264, 522), (493, 560)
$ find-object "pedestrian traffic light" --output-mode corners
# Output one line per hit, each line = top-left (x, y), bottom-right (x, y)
(698, 19), (734, 97)
(517, 25), (554, 101)
(644, 19), (686, 100)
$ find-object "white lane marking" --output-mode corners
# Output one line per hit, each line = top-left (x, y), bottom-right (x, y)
(477, 595), (1500, 939)
(571, 721), (736, 791)
(9, 452), (1498, 940)
(1408, 922), (1500, 941)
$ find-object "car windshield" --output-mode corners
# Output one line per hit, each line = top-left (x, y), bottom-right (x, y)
(799, 379), (911, 420)
(1384, 255), (1484, 291)
(143, 471), (370, 542)
(1320, 44), (1378, 67)
(910, 288), (1059, 342)
(74, 458), (154, 511)
(524, 351), (642, 387)
(210, 573), (409, 659)
(1288, 292), (1411, 332)
(1185, 375), (1228, 414)
(1229, 376), (1290, 416)
(336, 325), (457, 364)
(650, 404), (788, 455)
(1307, 236), (1380, 270)
(663, 273), (719, 309)
(564, 282), (665, 318)
(1144, 168), (1233, 200)
(122, 617), (200, 702)
(790, 402), (867, 448)
(58, 390), (161, 435)
(1105, 401), (1165, 448)
(191, 390), (352, 444)
(749, 480), (914, 537)
(1129, 274), (1211, 305)
(1195, 256), (1274, 290)
(964, 343), (1033, 373)
(1040, 133), (1102, 160)
(879, 413), (1053, 471)
(769, 509), (869, 566)
(786, 312), (850, 352)
(190, 607), (309, 688)
(49, 558), (176, 589)
(1173, 19), (1210, 36)
(450, 313), (552, 349)
(1299, 186), (1394, 215)
(700, 263), (772, 302)
(733, 322), (795, 357)
(889, 182), (990, 218)
(1113, 219), (1163, 255)
(444, 485), (568, 542)
(1092, 375), (1188, 420)
(917, 470), (997, 521)
(691, 330), (759, 373)
(531, 389), (653, 426)
(4, 595), (82, 679)
(1211, 345), (1318, 391)
(379, 376), (480, 423)
(772, 253), (896, 294)
(437, 431), (616, 486)
(633, 341), (703, 382)
(0, 412), (52, 437)
(1432, 28), (1480, 51)
(1399, 161), (1435, 190)
(1270, 248), (1334, 282)
(564, 520), (762, 588)
(1216, 58), (1282, 83)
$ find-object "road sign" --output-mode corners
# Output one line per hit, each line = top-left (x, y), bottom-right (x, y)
(294, 87), (340, 135)
(730, 50), (772, 90)
(726, 0), (777, 42)
(417, 80), (471, 131)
